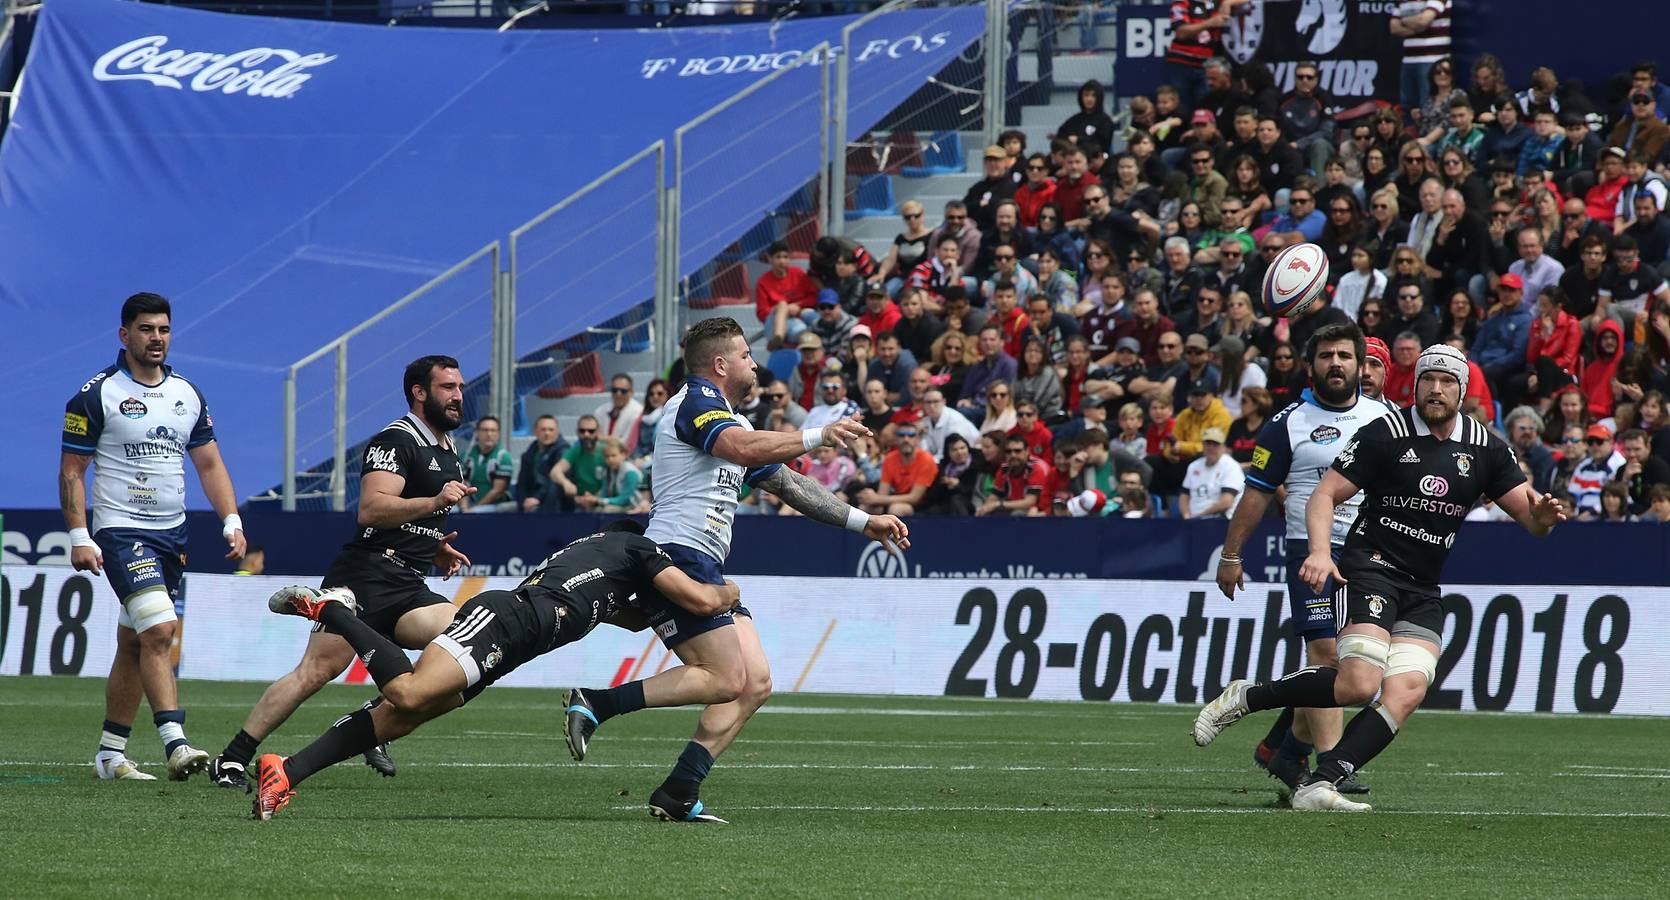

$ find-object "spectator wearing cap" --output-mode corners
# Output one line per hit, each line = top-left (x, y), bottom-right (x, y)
(1058, 487), (1111, 519)
(1584, 148), (1630, 228)
(1361, 336), (1392, 400)
(975, 202), (1034, 280)
(809, 289), (859, 360)
(1051, 391), (1109, 447)
(1615, 428), (1670, 515)
(1569, 423), (1624, 515)
(1179, 427), (1243, 519)
(1152, 382), (1230, 501)
(857, 422), (939, 517)
(892, 287), (945, 363)
(755, 241), (817, 349)
(857, 283), (902, 336)
(805, 369), (862, 430)
(964, 145), (1021, 233)
(920, 389), (981, 458)
(1609, 93), (1670, 164)
(845, 324), (875, 388)
(1472, 272), (1532, 402)
(788, 332), (826, 409)
(1503, 406), (1557, 493)
(1086, 336), (1147, 405)
(978, 433), (1053, 517)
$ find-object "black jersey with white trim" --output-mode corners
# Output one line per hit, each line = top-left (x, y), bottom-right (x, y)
(1332, 407), (1524, 589)
(345, 414), (463, 571)
(516, 531), (675, 651)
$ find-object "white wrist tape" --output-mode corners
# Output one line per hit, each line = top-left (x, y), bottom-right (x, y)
(802, 427), (826, 452)
(69, 527), (97, 549)
(222, 514), (244, 539)
(845, 507), (869, 533)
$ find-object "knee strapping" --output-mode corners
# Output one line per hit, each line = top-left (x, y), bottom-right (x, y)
(1336, 633), (1389, 671)
(120, 588), (177, 634)
(1386, 642), (1439, 685)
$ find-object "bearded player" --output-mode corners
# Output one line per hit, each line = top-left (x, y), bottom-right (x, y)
(1196, 344), (1563, 811)
(562, 316), (909, 824)
(1214, 322), (1393, 794)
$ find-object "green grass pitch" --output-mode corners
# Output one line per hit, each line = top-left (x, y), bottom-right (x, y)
(1, 677), (1665, 897)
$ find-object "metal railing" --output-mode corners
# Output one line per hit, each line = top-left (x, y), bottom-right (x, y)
(281, 241), (500, 511)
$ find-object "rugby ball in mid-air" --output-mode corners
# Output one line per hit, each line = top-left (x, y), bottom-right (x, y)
(1261, 242), (1329, 317)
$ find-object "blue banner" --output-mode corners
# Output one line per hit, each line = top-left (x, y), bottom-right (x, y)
(4, 508), (1663, 586)
(0, 0), (985, 510)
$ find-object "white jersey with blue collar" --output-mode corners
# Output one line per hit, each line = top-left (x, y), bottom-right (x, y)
(643, 375), (781, 563)
(62, 352), (216, 534)
(1245, 388), (1397, 544)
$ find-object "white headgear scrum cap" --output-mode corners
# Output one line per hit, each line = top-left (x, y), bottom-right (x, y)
(1415, 343), (1470, 394)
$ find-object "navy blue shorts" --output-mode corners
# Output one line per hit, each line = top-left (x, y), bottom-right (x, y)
(1285, 539), (1342, 641)
(94, 525), (188, 606)
(638, 544), (751, 650)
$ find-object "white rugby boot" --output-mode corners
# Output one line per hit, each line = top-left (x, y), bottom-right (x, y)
(1291, 779), (1373, 813)
(1192, 679), (1252, 747)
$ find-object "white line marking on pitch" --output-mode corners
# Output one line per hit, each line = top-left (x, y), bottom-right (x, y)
(606, 803), (1670, 819)
(1566, 765), (1670, 774)
(452, 732), (1156, 748)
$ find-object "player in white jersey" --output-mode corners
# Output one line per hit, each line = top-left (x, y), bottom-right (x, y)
(59, 293), (247, 782)
(1213, 323), (1394, 795)
(562, 316), (909, 824)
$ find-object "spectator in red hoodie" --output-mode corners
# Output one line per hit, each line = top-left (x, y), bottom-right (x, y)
(857, 281), (902, 336)
(755, 241), (816, 349)
(1013, 153), (1058, 228)
(1511, 285), (1584, 409)
(1009, 400), (1055, 459)
(1578, 319), (1626, 418)
(1584, 148), (1629, 228)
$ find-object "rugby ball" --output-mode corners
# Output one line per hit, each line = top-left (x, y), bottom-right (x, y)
(1261, 242), (1329, 318)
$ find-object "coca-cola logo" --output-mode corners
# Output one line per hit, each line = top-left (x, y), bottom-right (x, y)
(92, 36), (335, 99)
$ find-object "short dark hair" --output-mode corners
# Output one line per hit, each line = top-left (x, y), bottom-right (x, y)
(1614, 233), (1639, 254)
(1632, 60), (1657, 79)
(1303, 322), (1366, 369)
(993, 280), (1017, 295)
(1448, 96), (1474, 112)
(1005, 434), (1028, 448)
(767, 240), (791, 256)
(535, 413), (558, 425)
(682, 317), (745, 375)
(1620, 428), (1650, 445)
(999, 128), (1026, 148)
(121, 292), (171, 327)
(475, 415), (500, 428)
(403, 355), (461, 406)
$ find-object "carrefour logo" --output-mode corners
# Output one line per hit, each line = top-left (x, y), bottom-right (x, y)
(92, 35), (336, 99)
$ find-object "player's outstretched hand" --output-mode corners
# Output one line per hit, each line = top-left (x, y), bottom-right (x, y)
(71, 545), (103, 576)
(1530, 491), (1567, 529)
(1215, 557), (1243, 602)
(224, 528), (247, 561)
(434, 531), (471, 580)
(823, 416), (873, 451)
(435, 480), (476, 511)
(864, 514), (911, 554)
(1298, 549), (1344, 595)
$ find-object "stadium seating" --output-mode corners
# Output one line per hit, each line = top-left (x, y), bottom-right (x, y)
(900, 130), (965, 177)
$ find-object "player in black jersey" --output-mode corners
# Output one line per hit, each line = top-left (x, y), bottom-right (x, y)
(251, 524), (737, 821)
(212, 356), (476, 789)
(1193, 344), (1564, 812)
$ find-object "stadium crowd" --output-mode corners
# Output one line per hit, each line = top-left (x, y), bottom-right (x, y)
(457, 8), (1670, 523)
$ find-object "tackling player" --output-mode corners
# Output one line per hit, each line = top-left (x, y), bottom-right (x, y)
(1195, 345), (1563, 811)
(562, 316), (910, 824)
(251, 524), (735, 820)
(61, 292), (247, 781)
(210, 356), (474, 788)
(1215, 323), (1392, 794)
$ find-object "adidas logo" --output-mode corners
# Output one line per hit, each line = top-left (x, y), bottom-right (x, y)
(428, 458), (442, 471)
(362, 650), (375, 665)
(1399, 449), (1421, 463)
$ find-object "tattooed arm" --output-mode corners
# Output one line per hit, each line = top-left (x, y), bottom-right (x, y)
(757, 467), (913, 550)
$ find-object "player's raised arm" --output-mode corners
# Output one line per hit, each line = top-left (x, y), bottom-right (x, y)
(710, 415), (870, 469)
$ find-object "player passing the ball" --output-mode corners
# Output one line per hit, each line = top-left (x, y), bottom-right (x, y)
(1194, 344), (1564, 811)
(561, 316), (910, 824)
